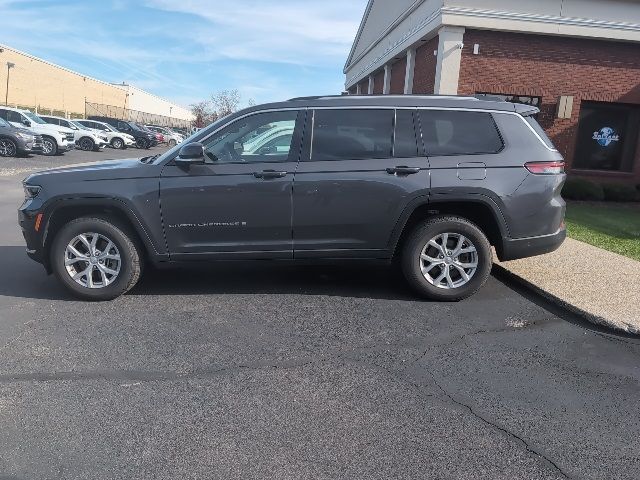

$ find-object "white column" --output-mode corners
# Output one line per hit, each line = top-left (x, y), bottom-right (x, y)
(404, 48), (416, 94)
(356, 83), (362, 95)
(434, 26), (465, 95)
(383, 64), (392, 94)
(367, 75), (374, 94)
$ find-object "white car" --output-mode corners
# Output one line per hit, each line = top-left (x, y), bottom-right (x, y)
(76, 119), (136, 150)
(40, 115), (108, 152)
(0, 106), (75, 156)
(145, 125), (184, 147)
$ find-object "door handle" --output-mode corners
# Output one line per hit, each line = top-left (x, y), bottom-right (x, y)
(254, 170), (287, 179)
(386, 166), (421, 175)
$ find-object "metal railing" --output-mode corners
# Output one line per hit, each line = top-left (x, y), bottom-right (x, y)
(84, 101), (191, 128)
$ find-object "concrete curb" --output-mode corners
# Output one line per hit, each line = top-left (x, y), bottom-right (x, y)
(493, 264), (640, 336)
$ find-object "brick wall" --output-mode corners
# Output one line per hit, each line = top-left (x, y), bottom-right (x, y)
(390, 57), (407, 94)
(373, 70), (385, 94)
(458, 29), (640, 183)
(412, 37), (439, 94)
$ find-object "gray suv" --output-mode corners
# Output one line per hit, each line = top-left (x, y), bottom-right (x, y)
(18, 95), (566, 301)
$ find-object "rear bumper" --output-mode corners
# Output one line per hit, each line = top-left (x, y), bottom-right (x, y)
(499, 227), (566, 261)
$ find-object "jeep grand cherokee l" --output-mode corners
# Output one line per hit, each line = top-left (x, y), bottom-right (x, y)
(19, 95), (566, 301)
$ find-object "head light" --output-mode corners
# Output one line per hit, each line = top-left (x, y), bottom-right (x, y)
(16, 132), (34, 141)
(23, 184), (41, 199)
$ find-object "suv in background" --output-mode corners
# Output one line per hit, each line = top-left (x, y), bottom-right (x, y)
(76, 119), (136, 149)
(0, 107), (75, 155)
(146, 125), (184, 147)
(87, 116), (157, 149)
(39, 115), (108, 152)
(19, 95), (566, 301)
(0, 117), (43, 157)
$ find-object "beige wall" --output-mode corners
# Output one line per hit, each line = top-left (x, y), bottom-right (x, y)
(0, 45), (127, 116)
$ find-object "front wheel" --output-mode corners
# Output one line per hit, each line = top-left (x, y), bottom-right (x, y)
(401, 216), (492, 301)
(136, 138), (149, 149)
(111, 137), (124, 149)
(50, 217), (143, 301)
(79, 137), (95, 151)
(168, 139), (176, 147)
(41, 136), (58, 156)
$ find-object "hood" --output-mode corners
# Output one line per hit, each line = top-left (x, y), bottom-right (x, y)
(31, 122), (75, 134)
(24, 157), (161, 185)
(0, 124), (34, 136)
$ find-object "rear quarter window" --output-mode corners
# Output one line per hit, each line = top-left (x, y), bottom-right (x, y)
(418, 110), (503, 156)
(525, 116), (556, 150)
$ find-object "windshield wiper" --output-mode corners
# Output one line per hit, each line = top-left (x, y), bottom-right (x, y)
(140, 154), (160, 164)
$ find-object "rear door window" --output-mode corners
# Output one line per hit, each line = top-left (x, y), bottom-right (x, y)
(311, 109), (393, 161)
(418, 110), (503, 156)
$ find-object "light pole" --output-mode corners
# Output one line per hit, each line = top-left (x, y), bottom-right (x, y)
(5, 62), (15, 106)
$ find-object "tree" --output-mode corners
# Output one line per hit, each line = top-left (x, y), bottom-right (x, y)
(190, 100), (216, 128)
(211, 89), (241, 118)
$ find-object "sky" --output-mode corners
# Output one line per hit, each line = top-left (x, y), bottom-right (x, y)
(0, 0), (365, 109)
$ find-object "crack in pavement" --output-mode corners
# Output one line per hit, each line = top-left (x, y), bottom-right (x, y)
(424, 368), (573, 479)
(403, 328), (573, 480)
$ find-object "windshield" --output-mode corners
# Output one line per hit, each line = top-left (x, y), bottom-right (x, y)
(70, 120), (88, 130)
(0, 117), (10, 127)
(23, 112), (47, 124)
(103, 123), (117, 132)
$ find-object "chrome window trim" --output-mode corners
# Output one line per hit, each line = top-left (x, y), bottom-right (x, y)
(159, 104), (557, 165)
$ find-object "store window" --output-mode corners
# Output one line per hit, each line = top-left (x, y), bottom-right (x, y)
(573, 102), (639, 172)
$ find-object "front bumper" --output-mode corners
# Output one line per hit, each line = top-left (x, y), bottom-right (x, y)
(18, 204), (45, 266)
(499, 227), (566, 261)
(17, 137), (44, 154)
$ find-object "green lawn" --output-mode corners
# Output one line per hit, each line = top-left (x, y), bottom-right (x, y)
(565, 202), (640, 261)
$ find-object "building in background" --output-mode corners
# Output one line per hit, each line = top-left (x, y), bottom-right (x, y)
(0, 44), (194, 127)
(344, 0), (640, 185)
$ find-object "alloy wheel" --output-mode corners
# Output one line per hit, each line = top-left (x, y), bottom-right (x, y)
(112, 138), (123, 149)
(64, 232), (121, 289)
(419, 232), (478, 289)
(0, 139), (17, 157)
(42, 138), (54, 155)
(80, 138), (93, 151)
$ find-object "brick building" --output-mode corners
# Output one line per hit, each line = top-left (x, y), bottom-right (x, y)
(344, 0), (640, 185)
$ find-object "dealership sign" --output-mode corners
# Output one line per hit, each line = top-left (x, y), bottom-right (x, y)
(592, 127), (620, 147)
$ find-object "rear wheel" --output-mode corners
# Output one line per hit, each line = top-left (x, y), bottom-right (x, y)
(168, 139), (176, 147)
(0, 138), (17, 157)
(111, 137), (124, 149)
(41, 136), (58, 156)
(50, 217), (142, 301)
(401, 216), (492, 301)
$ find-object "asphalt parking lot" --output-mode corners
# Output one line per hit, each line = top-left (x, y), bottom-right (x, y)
(1, 147), (639, 480)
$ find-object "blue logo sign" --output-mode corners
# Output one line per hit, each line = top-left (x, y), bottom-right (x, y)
(592, 127), (620, 147)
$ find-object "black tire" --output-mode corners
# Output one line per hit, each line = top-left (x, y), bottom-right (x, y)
(401, 216), (492, 301)
(168, 139), (176, 147)
(0, 137), (17, 157)
(136, 138), (149, 149)
(79, 137), (95, 152)
(111, 137), (124, 149)
(41, 136), (58, 156)
(50, 217), (143, 301)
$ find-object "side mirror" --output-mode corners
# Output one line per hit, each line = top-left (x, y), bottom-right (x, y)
(22, 119), (31, 127)
(175, 142), (205, 166)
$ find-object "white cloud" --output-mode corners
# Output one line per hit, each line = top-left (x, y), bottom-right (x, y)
(144, 0), (363, 66)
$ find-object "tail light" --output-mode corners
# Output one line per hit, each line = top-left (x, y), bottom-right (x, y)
(525, 161), (565, 175)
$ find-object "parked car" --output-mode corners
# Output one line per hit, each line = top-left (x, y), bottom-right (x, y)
(135, 123), (164, 144)
(19, 94), (566, 301)
(87, 116), (157, 149)
(0, 117), (43, 157)
(146, 125), (183, 147)
(0, 107), (75, 155)
(39, 115), (108, 152)
(75, 119), (136, 150)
